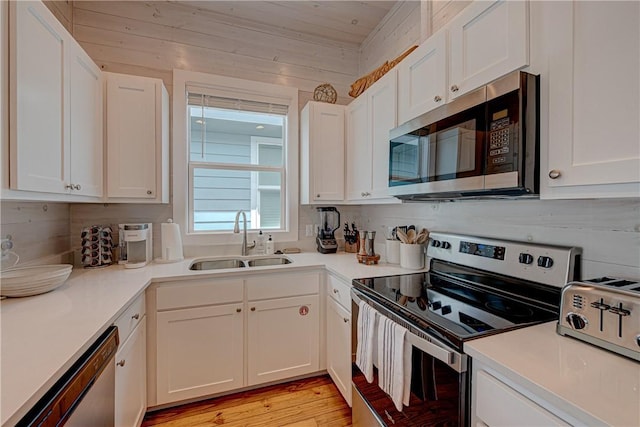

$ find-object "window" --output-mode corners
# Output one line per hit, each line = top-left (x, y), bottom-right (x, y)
(173, 70), (299, 245)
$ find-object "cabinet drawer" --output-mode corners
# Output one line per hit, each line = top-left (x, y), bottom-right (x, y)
(157, 278), (243, 310)
(246, 271), (320, 300)
(327, 274), (351, 311)
(476, 370), (568, 426)
(114, 293), (145, 343)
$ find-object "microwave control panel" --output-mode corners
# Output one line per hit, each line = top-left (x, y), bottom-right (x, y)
(486, 109), (517, 174)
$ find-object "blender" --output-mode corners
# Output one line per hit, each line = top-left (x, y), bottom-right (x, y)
(316, 207), (340, 254)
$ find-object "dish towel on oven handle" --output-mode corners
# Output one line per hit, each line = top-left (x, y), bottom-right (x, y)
(355, 300), (376, 383)
(377, 314), (412, 412)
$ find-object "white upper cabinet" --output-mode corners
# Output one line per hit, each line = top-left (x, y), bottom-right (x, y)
(397, 29), (447, 125)
(538, 1), (640, 198)
(449, 0), (528, 100)
(300, 101), (346, 204)
(105, 72), (169, 203)
(9, 1), (102, 198)
(68, 42), (103, 197)
(346, 95), (370, 200)
(346, 70), (399, 203)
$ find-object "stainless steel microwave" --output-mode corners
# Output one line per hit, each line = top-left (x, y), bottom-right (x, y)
(388, 71), (539, 200)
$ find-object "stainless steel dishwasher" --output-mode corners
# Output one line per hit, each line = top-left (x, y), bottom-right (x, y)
(17, 326), (119, 427)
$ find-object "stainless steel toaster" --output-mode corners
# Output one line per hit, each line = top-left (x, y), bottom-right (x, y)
(557, 277), (640, 361)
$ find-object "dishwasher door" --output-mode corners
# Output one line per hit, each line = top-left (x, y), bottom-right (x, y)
(17, 326), (119, 427)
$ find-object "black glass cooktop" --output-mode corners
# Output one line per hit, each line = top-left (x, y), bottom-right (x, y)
(352, 261), (561, 349)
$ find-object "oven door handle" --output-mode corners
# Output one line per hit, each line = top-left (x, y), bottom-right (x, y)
(351, 289), (466, 372)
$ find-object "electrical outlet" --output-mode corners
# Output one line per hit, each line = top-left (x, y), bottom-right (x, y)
(305, 224), (314, 237)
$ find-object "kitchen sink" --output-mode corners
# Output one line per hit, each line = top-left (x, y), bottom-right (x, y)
(189, 256), (292, 270)
(246, 256), (292, 267)
(189, 258), (246, 270)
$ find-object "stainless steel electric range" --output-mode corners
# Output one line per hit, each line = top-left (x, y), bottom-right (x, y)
(351, 232), (581, 427)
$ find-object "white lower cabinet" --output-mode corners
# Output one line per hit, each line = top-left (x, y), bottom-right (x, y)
(247, 294), (320, 386)
(150, 270), (322, 407)
(325, 274), (352, 406)
(114, 294), (146, 427)
(115, 317), (147, 427)
(472, 362), (570, 427)
(156, 303), (244, 405)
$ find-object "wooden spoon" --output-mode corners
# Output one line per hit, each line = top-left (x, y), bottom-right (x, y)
(396, 229), (409, 244)
(407, 228), (416, 244)
(416, 228), (430, 244)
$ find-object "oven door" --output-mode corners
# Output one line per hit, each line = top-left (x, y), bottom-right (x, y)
(351, 289), (469, 427)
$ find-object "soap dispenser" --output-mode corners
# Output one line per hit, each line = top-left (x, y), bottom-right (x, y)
(256, 230), (266, 254)
(265, 234), (275, 255)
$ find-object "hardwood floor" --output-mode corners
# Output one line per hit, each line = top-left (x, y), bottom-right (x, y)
(142, 375), (352, 427)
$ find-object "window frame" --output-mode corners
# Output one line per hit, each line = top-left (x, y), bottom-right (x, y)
(173, 69), (299, 246)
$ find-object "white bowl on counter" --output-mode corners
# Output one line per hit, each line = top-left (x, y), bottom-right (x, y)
(1, 264), (73, 297)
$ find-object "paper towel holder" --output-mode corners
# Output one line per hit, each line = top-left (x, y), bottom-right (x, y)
(156, 219), (184, 263)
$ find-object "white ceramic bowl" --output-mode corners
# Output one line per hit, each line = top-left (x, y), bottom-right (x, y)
(1, 264), (73, 297)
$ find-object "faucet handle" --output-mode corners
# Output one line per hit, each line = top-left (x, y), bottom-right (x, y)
(247, 240), (256, 249)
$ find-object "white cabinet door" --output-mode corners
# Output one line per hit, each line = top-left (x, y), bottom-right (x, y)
(326, 297), (352, 406)
(369, 71), (397, 199)
(346, 95), (370, 200)
(397, 29), (447, 125)
(247, 294), (320, 386)
(300, 101), (345, 203)
(106, 73), (169, 202)
(542, 1), (640, 198)
(10, 1), (69, 193)
(449, 0), (528, 100)
(115, 317), (146, 427)
(69, 42), (103, 197)
(156, 303), (244, 404)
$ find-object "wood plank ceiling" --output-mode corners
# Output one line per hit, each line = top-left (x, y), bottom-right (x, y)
(71, 1), (398, 98)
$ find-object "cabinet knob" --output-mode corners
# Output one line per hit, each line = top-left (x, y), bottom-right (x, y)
(131, 313), (140, 320)
(316, 194), (320, 198)
(74, 184), (81, 190)
(361, 192), (366, 197)
(251, 307), (256, 311)
(333, 289), (339, 294)
(450, 85), (459, 92)
(147, 190), (153, 195)
(236, 308), (242, 313)
(65, 184), (74, 190)
(434, 95), (442, 102)
(548, 170), (562, 179)
(117, 359), (126, 367)
(343, 318), (349, 323)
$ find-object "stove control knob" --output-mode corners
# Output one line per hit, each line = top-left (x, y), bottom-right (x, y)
(566, 312), (588, 330)
(537, 256), (554, 268)
(431, 301), (442, 310)
(519, 253), (534, 265)
(441, 241), (451, 249)
(636, 335), (640, 348)
(441, 305), (452, 315)
(432, 240), (441, 248)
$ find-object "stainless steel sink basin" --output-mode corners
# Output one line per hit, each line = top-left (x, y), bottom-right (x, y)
(189, 258), (246, 270)
(246, 256), (292, 267)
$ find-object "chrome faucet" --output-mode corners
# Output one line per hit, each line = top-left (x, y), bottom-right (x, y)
(233, 211), (255, 256)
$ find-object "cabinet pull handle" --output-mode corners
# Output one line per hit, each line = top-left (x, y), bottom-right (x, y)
(548, 170), (562, 179)
(333, 289), (339, 294)
(131, 313), (140, 320)
(434, 95), (442, 102)
(343, 318), (349, 323)
(236, 308), (242, 313)
(65, 184), (74, 190)
(450, 85), (459, 92)
(117, 359), (126, 367)
(147, 190), (153, 195)
(251, 307), (256, 311)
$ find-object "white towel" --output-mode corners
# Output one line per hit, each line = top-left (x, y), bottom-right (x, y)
(377, 314), (412, 412)
(355, 300), (376, 383)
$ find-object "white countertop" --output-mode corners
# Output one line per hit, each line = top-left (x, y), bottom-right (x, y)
(0, 251), (418, 426)
(465, 322), (640, 426)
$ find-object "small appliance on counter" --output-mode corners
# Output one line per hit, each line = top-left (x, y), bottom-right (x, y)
(557, 277), (640, 361)
(118, 223), (153, 268)
(316, 207), (340, 254)
(81, 225), (113, 268)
